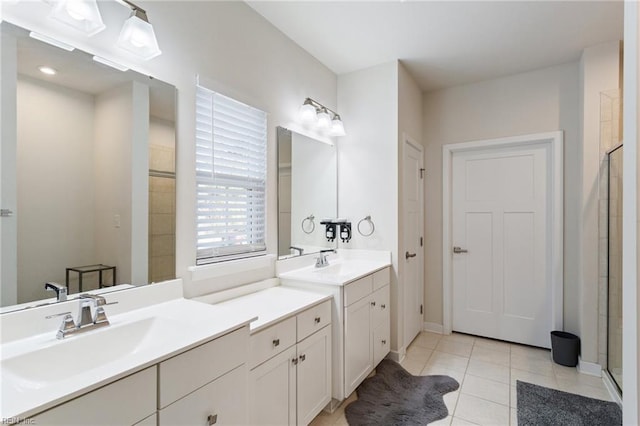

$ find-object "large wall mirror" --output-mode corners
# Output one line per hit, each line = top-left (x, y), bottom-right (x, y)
(277, 127), (337, 259)
(0, 22), (176, 310)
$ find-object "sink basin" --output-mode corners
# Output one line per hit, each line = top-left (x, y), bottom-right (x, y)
(2, 316), (178, 388)
(279, 259), (389, 285)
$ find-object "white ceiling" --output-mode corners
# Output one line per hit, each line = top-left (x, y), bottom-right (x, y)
(247, 1), (624, 91)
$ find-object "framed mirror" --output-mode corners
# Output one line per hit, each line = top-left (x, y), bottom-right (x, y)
(277, 126), (337, 259)
(0, 22), (176, 311)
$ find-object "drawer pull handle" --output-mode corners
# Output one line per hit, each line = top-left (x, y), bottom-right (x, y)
(381, 304), (386, 309)
(273, 338), (280, 347)
(382, 340), (387, 345)
(314, 316), (321, 324)
(371, 301), (376, 307)
(292, 358), (299, 365)
(299, 354), (306, 362)
(207, 414), (218, 425)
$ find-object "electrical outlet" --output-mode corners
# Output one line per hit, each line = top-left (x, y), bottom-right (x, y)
(113, 214), (121, 228)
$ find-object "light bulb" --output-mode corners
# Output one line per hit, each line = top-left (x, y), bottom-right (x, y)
(330, 116), (346, 136)
(39, 66), (57, 75)
(117, 14), (162, 60)
(299, 102), (317, 124)
(48, 0), (105, 36)
(317, 108), (331, 131)
(65, 1), (89, 21)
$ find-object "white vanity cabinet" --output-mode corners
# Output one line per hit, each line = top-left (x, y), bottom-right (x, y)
(344, 270), (391, 397)
(281, 265), (391, 404)
(27, 326), (250, 426)
(247, 299), (332, 426)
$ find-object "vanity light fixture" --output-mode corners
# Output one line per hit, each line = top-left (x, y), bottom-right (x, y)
(48, 0), (106, 36)
(38, 66), (57, 76)
(116, 0), (162, 60)
(29, 31), (75, 51)
(298, 98), (346, 137)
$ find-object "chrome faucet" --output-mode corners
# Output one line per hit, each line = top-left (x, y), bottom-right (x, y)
(315, 249), (336, 268)
(290, 246), (304, 256)
(56, 294), (110, 339)
(45, 282), (67, 302)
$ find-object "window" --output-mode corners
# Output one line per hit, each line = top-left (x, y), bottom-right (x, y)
(195, 85), (267, 264)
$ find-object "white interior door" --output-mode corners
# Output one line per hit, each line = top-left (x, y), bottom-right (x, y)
(451, 144), (551, 348)
(403, 138), (424, 346)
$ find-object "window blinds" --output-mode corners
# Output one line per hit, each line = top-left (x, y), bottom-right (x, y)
(195, 85), (267, 264)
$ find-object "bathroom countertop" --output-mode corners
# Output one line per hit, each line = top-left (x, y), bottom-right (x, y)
(1, 298), (257, 419)
(215, 286), (332, 333)
(278, 258), (391, 286)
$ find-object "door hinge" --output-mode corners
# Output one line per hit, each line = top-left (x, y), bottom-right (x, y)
(420, 237), (423, 247)
(419, 168), (425, 179)
(420, 304), (423, 315)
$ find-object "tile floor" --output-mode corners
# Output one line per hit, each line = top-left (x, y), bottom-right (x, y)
(310, 331), (614, 426)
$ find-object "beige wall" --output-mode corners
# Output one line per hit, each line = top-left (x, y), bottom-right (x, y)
(337, 61), (400, 350)
(422, 62), (581, 332)
(16, 76), (95, 302)
(93, 82), (149, 286)
(578, 41), (621, 363)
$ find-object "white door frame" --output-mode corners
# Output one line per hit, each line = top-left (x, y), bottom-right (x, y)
(442, 131), (564, 336)
(403, 134), (424, 346)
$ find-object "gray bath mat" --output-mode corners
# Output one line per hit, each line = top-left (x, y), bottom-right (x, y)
(517, 380), (621, 425)
(344, 359), (459, 425)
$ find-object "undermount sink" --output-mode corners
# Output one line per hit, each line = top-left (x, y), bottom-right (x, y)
(2, 316), (179, 388)
(279, 258), (390, 286)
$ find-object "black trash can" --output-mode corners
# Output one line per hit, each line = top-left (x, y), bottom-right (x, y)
(550, 331), (580, 367)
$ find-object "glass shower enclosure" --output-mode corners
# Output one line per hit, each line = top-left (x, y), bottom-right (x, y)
(606, 144), (623, 394)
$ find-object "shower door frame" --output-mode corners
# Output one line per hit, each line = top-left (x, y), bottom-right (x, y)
(606, 143), (623, 396)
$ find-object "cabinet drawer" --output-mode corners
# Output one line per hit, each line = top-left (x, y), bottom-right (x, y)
(32, 367), (156, 425)
(373, 321), (391, 366)
(297, 300), (331, 342)
(249, 316), (296, 369)
(344, 276), (373, 306)
(372, 284), (390, 327)
(159, 327), (248, 408)
(373, 267), (390, 291)
(159, 364), (247, 426)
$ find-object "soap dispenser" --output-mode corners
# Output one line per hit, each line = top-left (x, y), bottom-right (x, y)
(321, 220), (337, 242)
(340, 222), (352, 243)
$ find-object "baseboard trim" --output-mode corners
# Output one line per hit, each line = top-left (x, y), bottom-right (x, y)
(602, 370), (623, 407)
(388, 349), (405, 363)
(577, 357), (602, 377)
(423, 322), (444, 334)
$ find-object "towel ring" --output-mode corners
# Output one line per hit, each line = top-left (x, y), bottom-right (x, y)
(301, 214), (315, 234)
(357, 215), (375, 237)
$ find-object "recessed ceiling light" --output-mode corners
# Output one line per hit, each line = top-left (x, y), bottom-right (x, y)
(39, 66), (57, 76)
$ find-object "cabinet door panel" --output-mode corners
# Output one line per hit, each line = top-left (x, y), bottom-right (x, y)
(297, 325), (332, 426)
(248, 346), (297, 426)
(344, 295), (372, 396)
(159, 365), (247, 426)
(31, 367), (156, 426)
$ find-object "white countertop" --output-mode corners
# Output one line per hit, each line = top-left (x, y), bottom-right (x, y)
(1, 298), (256, 419)
(278, 258), (391, 286)
(215, 286), (332, 333)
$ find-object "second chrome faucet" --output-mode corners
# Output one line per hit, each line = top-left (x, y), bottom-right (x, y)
(57, 294), (110, 339)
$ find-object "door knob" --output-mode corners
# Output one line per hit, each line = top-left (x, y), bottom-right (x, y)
(453, 246), (468, 254)
(405, 251), (416, 259)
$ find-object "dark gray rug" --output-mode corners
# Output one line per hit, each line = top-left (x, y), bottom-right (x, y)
(517, 380), (622, 426)
(344, 359), (459, 425)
